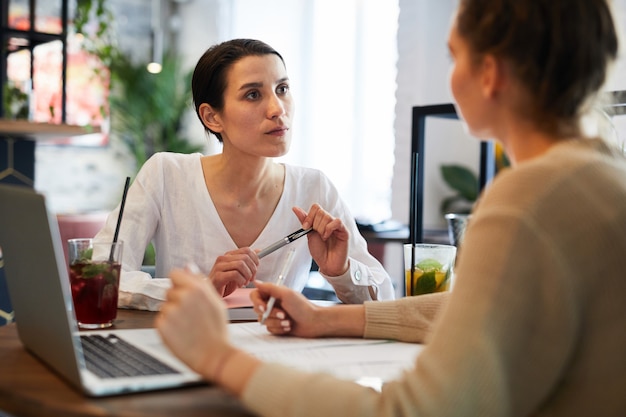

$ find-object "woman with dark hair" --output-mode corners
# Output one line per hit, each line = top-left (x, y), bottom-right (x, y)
(157, 1), (626, 416)
(96, 38), (394, 310)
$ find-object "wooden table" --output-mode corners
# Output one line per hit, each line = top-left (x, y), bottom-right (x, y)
(0, 309), (255, 417)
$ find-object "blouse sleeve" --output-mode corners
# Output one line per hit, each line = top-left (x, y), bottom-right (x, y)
(94, 154), (169, 310)
(315, 171), (395, 302)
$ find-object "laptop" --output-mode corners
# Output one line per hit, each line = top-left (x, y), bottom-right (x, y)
(0, 184), (204, 396)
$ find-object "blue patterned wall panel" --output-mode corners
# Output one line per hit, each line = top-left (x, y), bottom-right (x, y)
(0, 138), (35, 186)
(0, 265), (13, 326)
(0, 136), (36, 325)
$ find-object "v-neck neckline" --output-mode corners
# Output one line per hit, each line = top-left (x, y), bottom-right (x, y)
(200, 161), (290, 249)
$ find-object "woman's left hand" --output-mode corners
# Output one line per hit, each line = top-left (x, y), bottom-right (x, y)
(293, 204), (349, 276)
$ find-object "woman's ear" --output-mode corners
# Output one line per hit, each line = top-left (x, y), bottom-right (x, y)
(199, 103), (223, 132)
(481, 54), (506, 99)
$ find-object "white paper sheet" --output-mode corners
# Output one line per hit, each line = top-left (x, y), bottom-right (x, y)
(227, 322), (423, 389)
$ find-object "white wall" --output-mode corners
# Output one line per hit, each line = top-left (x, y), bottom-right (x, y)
(172, 0), (226, 155)
(385, 0), (481, 286)
(35, 139), (135, 213)
(608, 0), (626, 91)
(392, 0), (480, 231)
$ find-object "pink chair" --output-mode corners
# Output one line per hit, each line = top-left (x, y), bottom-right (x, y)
(56, 212), (108, 267)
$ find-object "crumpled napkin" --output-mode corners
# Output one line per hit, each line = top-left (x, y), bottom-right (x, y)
(118, 270), (171, 311)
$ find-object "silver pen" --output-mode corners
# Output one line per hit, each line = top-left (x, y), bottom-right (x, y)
(260, 248), (296, 324)
(257, 228), (313, 259)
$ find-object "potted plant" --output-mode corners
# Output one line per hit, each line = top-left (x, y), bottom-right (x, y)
(108, 51), (203, 170)
(74, 1), (202, 171)
(74, 1), (203, 265)
(440, 164), (479, 215)
(440, 143), (511, 217)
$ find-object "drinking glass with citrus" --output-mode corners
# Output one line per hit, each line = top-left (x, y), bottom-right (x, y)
(404, 244), (456, 296)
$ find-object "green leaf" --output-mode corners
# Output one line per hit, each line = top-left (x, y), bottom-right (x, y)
(81, 262), (108, 279)
(415, 271), (437, 294)
(73, 2), (203, 173)
(77, 248), (93, 263)
(108, 51), (203, 170)
(441, 164), (479, 201)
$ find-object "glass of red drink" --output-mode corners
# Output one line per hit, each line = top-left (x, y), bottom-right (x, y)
(67, 238), (123, 329)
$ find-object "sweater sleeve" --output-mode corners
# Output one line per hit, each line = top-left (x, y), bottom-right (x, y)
(364, 292), (448, 343)
(94, 154), (167, 310)
(242, 363), (382, 417)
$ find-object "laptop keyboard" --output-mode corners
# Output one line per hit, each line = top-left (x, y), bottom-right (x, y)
(80, 334), (180, 379)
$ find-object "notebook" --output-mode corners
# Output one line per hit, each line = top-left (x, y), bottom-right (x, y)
(225, 288), (257, 321)
(0, 184), (203, 397)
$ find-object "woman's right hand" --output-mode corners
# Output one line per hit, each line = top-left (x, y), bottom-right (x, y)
(251, 281), (367, 339)
(208, 248), (259, 297)
(251, 281), (324, 338)
(292, 204), (350, 277)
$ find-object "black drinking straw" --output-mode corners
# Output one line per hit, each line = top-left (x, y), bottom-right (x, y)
(109, 176), (131, 262)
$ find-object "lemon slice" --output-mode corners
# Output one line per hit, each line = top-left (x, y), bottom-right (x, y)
(416, 258), (443, 272)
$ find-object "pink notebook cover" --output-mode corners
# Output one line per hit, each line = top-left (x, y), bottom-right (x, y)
(224, 288), (256, 321)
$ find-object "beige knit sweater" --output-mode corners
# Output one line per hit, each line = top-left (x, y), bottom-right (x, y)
(242, 138), (626, 417)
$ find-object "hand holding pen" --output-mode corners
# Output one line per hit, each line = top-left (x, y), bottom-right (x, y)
(203, 227), (311, 297)
(257, 227), (312, 258)
(292, 205), (350, 277)
(260, 248), (296, 324)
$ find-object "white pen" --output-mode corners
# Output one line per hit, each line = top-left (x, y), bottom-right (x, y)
(260, 248), (296, 324)
(257, 228), (313, 259)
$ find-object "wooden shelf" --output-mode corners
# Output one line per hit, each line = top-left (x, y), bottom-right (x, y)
(0, 120), (100, 141)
